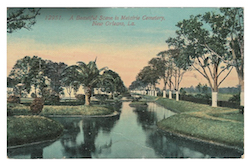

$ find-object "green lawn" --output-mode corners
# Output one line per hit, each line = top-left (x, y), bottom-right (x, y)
(7, 115), (63, 147)
(41, 105), (114, 116)
(8, 102), (114, 116)
(143, 96), (244, 150)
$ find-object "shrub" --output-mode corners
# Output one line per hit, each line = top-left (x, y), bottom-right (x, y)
(7, 95), (20, 103)
(95, 94), (108, 102)
(75, 94), (85, 102)
(45, 94), (60, 104)
(239, 106), (244, 114)
(31, 93), (37, 98)
(228, 94), (240, 103)
(180, 88), (187, 96)
(30, 97), (44, 115)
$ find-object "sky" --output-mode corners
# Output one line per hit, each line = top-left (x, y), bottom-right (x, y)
(7, 7), (240, 89)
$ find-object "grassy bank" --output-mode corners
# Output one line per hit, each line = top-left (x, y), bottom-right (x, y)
(7, 102), (114, 147)
(7, 103), (114, 116)
(41, 105), (114, 116)
(7, 116), (63, 147)
(143, 96), (244, 150)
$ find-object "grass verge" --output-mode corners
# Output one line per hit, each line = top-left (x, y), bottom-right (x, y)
(41, 105), (114, 116)
(7, 103), (114, 116)
(7, 115), (63, 147)
(143, 96), (244, 150)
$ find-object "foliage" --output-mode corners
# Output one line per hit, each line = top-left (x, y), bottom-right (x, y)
(44, 60), (68, 96)
(94, 94), (109, 103)
(75, 94), (85, 102)
(7, 8), (41, 33)
(180, 88), (187, 96)
(63, 59), (107, 105)
(194, 93), (211, 100)
(7, 95), (20, 103)
(129, 79), (147, 90)
(46, 95), (60, 104)
(203, 8), (244, 95)
(101, 70), (127, 95)
(31, 92), (37, 98)
(228, 94), (240, 103)
(136, 65), (160, 91)
(8, 56), (47, 96)
(30, 97), (44, 115)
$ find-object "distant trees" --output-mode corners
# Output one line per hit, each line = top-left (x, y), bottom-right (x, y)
(148, 56), (168, 97)
(7, 8), (41, 33)
(101, 70), (127, 98)
(129, 79), (148, 92)
(155, 48), (188, 100)
(136, 65), (160, 96)
(8, 55), (125, 105)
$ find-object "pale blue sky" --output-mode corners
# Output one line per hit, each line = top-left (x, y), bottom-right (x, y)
(7, 8), (219, 47)
(7, 7), (237, 88)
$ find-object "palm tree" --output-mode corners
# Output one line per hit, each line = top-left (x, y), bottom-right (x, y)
(63, 59), (107, 105)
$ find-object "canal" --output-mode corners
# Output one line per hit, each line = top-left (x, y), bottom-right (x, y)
(7, 102), (243, 158)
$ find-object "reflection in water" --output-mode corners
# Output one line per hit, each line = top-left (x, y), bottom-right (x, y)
(7, 102), (243, 158)
(57, 115), (120, 158)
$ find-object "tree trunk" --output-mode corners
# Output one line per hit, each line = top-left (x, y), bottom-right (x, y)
(212, 91), (218, 107)
(212, 64), (218, 107)
(163, 82), (167, 98)
(169, 90), (172, 99)
(163, 90), (166, 98)
(176, 91), (179, 101)
(239, 76), (244, 106)
(84, 86), (92, 106)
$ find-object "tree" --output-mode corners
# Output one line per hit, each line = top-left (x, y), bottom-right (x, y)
(157, 46), (189, 100)
(63, 59), (107, 105)
(7, 8), (41, 33)
(29, 56), (47, 96)
(202, 8), (244, 106)
(129, 79), (148, 93)
(61, 66), (80, 99)
(148, 57), (168, 97)
(173, 14), (233, 107)
(8, 56), (33, 96)
(8, 56), (52, 97)
(137, 65), (160, 96)
(102, 70), (126, 98)
(44, 61), (68, 96)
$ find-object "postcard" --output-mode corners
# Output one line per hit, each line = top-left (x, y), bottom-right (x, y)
(7, 7), (244, 159)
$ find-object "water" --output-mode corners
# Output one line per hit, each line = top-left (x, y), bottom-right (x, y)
(7, 102), (243, 158)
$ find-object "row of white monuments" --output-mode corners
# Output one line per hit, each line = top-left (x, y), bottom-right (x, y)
(130, 89), (180, 101)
